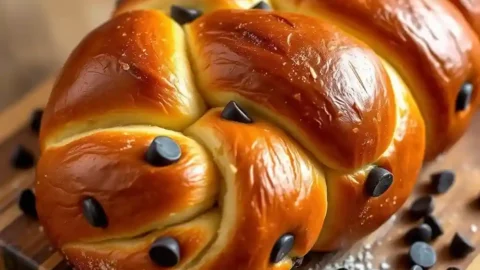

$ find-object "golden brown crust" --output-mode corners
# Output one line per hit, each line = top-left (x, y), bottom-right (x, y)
(35, 1), (477, 268)
(36, 126), (218, 247)
(114, 0), (266, 16)
(274, 0), (480, 160)
(314, 64), (426, 250)
(184, 109), (327, 269)
(187, 10), (397, 171)
(39, 10), (205, 150)
(62, 211), (220, 270)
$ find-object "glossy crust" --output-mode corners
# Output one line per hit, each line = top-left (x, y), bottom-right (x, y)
(114, 0), (268, 16)
(63, 211), (221, 270)
(184, 109), (327, 269)
(448, 0), (480, 37)
(273, 0), (480, 160)
(316, 61), (425, 249)
(39, 10), (205, 150)
(36, 126), (218, 247)
(35, 1), (478, 269)
(186, 10), (396, 171)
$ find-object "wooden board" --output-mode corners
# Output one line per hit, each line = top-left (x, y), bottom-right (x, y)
(0, 78), (479, 269)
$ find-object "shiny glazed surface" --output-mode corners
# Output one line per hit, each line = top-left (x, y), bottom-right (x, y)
(35, 0), (480, 269)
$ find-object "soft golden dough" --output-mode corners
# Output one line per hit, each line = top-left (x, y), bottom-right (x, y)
(36, 126), (218, 247)
(39, 10), (205, 150)
(184, 109), (327, 269)
(273, 0), (480, 160)
(186, 10), (396, 171)
(114, 0), (270, 16)
(34, 0), (479, 269)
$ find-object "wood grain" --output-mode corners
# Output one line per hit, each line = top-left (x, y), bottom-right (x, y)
(0, 80), (478, 269)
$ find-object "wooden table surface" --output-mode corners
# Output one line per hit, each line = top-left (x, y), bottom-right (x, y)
(0, 78), (479, 269)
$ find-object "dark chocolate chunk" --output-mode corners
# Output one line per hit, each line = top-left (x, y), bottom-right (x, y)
(10, 145), (35, 169)
(18, 189), (38, 219)
(170, 5), (202, 25)
(252, 1), (271, 10)
(447, 267), (460, 270)
(149, 237), (181, 267)
(145, 136), (182, 166)
(221, 101), (253, 124)
(450, 233), (475, 258)
(424, 215), (443, 240)
(409, 242), (437, 268)
(410, 266), (422, 270)
(405, 224), (432, 244)
(82, 197), (108, 228)
(364, 167), (393, 197)
(456, 82), (473, 111)
(30, 108), (43, 134)
(270, 234), (295, 263)
(410, 195), (434, 219)
(430, 170), (455, 194)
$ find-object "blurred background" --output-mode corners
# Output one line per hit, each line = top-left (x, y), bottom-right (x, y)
(0, 0), (116, 110)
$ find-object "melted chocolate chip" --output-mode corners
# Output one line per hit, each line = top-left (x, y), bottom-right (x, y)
(149, 237), (181, 267)
(221, 101), (253, 124)
(365, 167), (393, 197)
(170, 5), (202, 25)
(82, 197), (108, 228)
(270, 234), (295, 263)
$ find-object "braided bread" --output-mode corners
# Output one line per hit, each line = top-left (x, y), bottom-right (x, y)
(35, 0), (480, 269)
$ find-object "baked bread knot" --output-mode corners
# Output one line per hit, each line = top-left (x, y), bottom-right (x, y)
(35, 1), (479, 269)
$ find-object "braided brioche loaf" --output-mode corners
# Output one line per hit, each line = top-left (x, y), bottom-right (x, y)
(35, 0), (480, 269)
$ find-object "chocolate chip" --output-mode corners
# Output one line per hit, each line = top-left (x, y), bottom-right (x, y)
(409, 195), (434, 219)
(450, 233), (475, 258)
(18, 189), (37, 219)
(145, 136), (182, 166)
(270, 234), (295, 263)
(409, 242), (437, 268)
(405, 224), (432, 244)
(423, 215), (443, 240)
(149, 237), (181, 267)
(431, 170), (455, 194)
(447, 267), (460, 270)
(170, 5), (202, 25)
(364, 167), (393, 197)
(30, 109), (43, 134)
(82, 197), (108, 228)
(10, 145), (35, 169)
(252, 1), (271, 10)
(410, 266), (422, 270)
(221, 101), (253, 124)
(456, 82), (473, 111)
